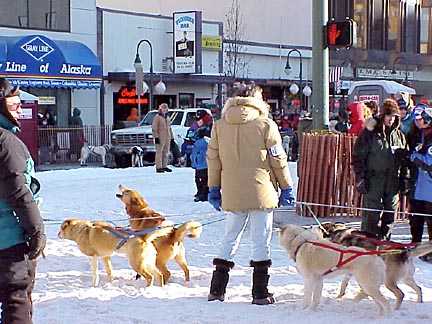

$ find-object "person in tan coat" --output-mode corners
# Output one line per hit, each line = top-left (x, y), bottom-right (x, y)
(152, 103), (174, 173)
(206, 82), (295, 305)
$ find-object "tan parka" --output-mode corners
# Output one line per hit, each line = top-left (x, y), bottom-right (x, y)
(152, 113), (173, 145)
(207, 96), (293, 211)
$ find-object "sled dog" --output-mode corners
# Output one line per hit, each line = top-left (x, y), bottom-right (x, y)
(116, 185), (202, 282)
(128, 145), (145, 167)
(279, 224), (390, 315)
(79, 142), (111, 166)
(58, 219), (171, 287)
(317, 222), (432, 309)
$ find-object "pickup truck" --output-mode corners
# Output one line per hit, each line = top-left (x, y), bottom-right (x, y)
(110, 108), (211, 161)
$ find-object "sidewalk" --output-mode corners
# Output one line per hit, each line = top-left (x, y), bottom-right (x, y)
(35, 162), (101, 172)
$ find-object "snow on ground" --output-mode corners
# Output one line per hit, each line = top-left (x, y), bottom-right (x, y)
(24, 163), (432, 323)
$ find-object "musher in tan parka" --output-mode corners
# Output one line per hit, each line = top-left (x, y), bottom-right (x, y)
(152, 103), (174, 173)
(206, 82), (295, 306)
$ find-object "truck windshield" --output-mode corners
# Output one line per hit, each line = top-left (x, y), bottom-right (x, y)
(139, 111), (184, 126)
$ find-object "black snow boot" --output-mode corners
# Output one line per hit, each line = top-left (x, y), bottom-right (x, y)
(208, 258), (234, 302)
(251, 260), (275, 305)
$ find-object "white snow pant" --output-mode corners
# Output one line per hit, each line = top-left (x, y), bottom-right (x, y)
(218, 209), (273, 262)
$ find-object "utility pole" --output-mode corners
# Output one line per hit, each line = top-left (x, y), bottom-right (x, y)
(312, 0), (329, 130)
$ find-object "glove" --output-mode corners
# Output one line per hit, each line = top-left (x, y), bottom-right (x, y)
(154, 138), (160, 145)
(399, 178), (411, 195)
(26, 231), (46, 260)
(355, 178), (368, 195)
(208, 187), (222, 211)
(279, 187), (295, 207)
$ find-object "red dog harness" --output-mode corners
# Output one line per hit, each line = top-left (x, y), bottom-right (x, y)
(294, 240), (412, 276)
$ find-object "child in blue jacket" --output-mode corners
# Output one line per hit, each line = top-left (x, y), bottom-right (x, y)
(191, 127), (209, 202)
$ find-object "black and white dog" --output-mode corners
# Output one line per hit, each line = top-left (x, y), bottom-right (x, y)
(128, 146), (145, 167)
(80, 142), (111, 166)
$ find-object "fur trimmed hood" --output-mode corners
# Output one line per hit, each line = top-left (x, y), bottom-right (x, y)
(221, 96), (269, 125)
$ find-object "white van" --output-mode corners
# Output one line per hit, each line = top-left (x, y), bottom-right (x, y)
(348, 80), (416, 106)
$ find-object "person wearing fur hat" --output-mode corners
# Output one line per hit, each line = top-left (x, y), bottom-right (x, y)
(0, 78), (46, 323)
(206, 81), (295, 305)
(406, 104), (432, 260)
(352, 98), (408, 239)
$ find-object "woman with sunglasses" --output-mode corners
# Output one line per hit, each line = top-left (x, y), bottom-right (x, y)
(407, 104), (432, 260)
(0, 78), (45, 323)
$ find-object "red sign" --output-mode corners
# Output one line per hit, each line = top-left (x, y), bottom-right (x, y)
(358, 95), (379, 103)
(117, 86), (149, 105)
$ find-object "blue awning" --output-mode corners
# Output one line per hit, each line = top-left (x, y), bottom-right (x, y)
(0, 35), (102, 89)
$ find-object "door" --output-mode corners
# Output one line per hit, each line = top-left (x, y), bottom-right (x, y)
(17, 102), (39, 164)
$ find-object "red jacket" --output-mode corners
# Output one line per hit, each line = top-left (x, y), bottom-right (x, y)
(347, 102), (365, 136)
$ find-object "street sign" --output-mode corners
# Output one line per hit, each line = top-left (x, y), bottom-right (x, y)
(326, 19), (357, 48)
(135, 63), (144, 95)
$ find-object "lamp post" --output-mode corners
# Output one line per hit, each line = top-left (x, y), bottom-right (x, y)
(134, 39), (154, 119)
(285, 49), (303, 110)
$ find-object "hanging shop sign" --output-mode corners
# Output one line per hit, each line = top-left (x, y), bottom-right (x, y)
(356, 68), (414, 81)
(202, 35), (222, 51)
(173, 11), (202, 74)
(38, 96), (56, 105)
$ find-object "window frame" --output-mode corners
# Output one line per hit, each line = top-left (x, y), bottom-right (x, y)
(0, 0), (71, 32)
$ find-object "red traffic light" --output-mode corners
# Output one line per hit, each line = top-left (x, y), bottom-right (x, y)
(326, 20), (356, 48)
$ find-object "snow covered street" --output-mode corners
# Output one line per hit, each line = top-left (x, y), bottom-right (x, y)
(30, 165), (432, 323)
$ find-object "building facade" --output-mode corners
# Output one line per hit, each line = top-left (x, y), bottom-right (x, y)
(0, 0), (101, 126)
(97, 0), (314, 127)
(330, 0), (432, 107)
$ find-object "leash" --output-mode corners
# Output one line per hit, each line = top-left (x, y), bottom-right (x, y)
(292, 201), (432, 218)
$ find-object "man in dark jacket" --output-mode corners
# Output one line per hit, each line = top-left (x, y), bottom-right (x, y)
(352, 99), (408, 239)
(0, 78), (46, 324)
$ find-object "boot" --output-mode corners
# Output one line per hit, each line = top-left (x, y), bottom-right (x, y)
(251, 260), (275, 305)
(208, 258), (234, 302)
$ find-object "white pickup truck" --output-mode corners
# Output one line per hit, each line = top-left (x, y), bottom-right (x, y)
(110, 108), (210, 161)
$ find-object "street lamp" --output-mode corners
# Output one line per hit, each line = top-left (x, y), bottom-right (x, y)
(285, 49), (303, 109)
(135, 39), (154, 119)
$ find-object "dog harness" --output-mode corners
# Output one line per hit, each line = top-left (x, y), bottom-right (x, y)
(293, 240), (411, 276)
(103, 226), (161, 250)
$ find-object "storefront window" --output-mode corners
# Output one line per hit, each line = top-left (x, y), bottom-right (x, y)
(388, 0), (401, 51)
(179, 93), (194, 108)
(405, 1), (418, 53)
(0, 0), (70, 31)
(420, 7), (431, 54)
(353, 0), (368, 49)
(113, 86), (149, 129)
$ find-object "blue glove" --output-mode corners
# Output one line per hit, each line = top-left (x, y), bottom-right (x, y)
(279, 187), (295, 207)
(208, 187), (222, 211)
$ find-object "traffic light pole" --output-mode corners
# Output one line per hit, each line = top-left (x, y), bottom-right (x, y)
(312, 0), (329, 130)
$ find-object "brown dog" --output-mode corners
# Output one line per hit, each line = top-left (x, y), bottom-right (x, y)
(116, 185), (202, 283)
(58, 219), (171, 287)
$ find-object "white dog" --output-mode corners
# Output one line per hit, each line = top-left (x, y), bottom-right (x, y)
(128, 146), (145, 167)
(79, 142), (111, 166)
(279, 224), (389, 315)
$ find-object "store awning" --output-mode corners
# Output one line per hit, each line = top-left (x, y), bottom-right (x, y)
(0, 35), (102, 89)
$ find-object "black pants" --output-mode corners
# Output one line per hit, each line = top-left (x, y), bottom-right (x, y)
(410, 199), (432, 243)
(0, 244), (35, 324)
(170, 140), (181, 165)
(195, 169), (209, 201)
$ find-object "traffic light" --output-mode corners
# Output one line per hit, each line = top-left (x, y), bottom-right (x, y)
(326, 19), (356, 48)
